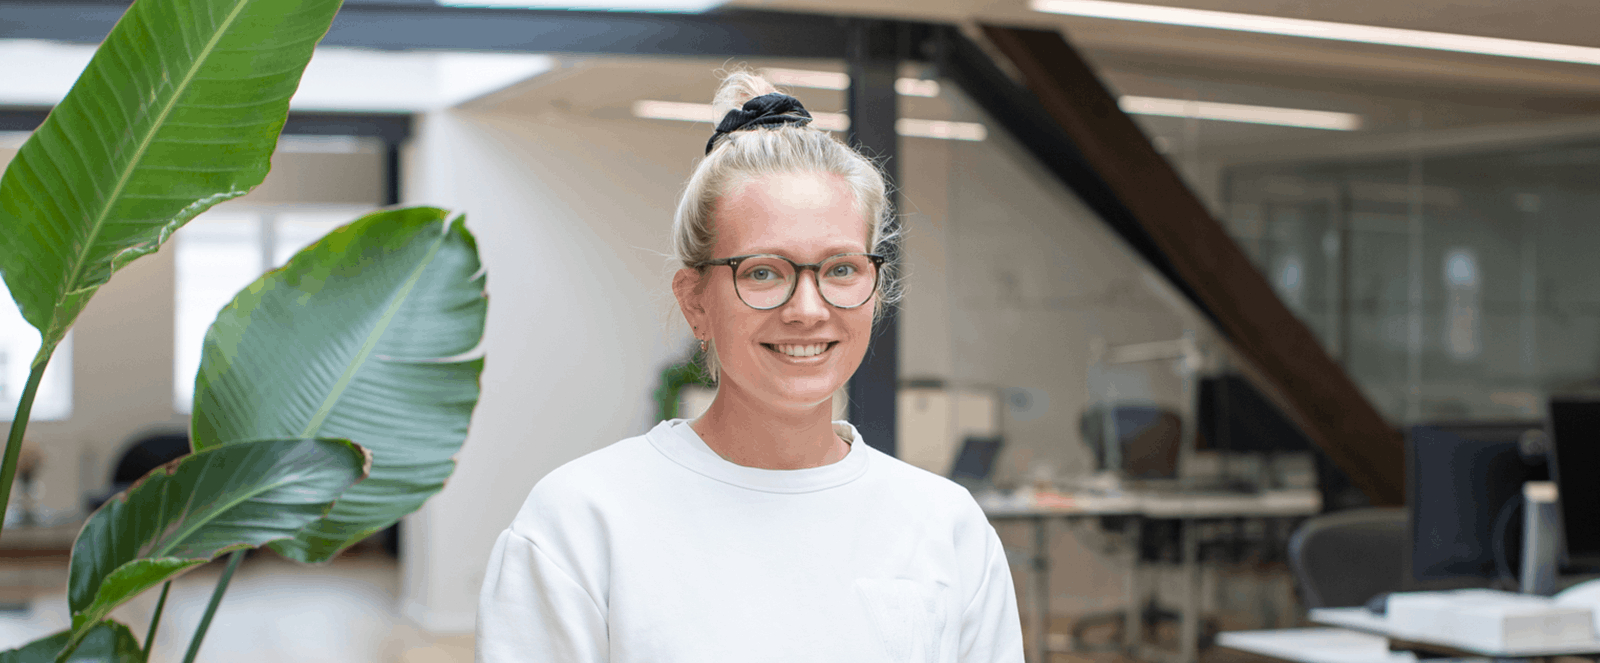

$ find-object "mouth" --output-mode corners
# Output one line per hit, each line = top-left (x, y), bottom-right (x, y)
(762, 341), (839, 360)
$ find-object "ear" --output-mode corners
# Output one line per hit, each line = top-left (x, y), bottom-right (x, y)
(673, 268), (708, 334)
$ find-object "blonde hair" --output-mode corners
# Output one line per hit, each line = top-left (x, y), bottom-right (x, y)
(671, 69), (901, 381)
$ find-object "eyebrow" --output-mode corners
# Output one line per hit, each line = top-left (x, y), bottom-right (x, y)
(738, 245), (868, 259)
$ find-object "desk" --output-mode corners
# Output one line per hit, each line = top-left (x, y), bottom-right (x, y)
(986, 497), (1142, 663)
(985, 489), (1321, 663)
(1310, 606), (1600, 659)
(0, 521), (81, 558)
(1217, 627), (1415, 663)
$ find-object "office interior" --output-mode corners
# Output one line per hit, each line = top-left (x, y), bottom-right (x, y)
(2, 0), (1600, 661)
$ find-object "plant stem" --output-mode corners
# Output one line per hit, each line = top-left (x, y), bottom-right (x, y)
(0, 344), (53, 548)
(143, 581), (172, 662)
(182, 550), (245, 663)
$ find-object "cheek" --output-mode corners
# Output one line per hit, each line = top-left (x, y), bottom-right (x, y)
(842, 311), (875, 346)
(705, 300), (756, 344)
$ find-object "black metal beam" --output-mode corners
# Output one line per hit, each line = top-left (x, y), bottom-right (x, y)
(845, 19), (901, 458)
(0, 109), (411, 142)
(0, 109), (48, 133)
(327, 4), (857, 57)
(0, 2), (127, 42)
(282, 113), (412, 143)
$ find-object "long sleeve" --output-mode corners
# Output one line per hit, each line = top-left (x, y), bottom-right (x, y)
(958, 524), (1025, 662)
(476, 528), (608, 663)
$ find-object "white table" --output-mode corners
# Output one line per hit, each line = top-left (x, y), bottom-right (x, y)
(985, 489), (1322, 663)
(1310, 606), (1600, 659)
(1217, 627), (1418, 663)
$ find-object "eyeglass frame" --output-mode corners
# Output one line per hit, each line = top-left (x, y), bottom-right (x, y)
(695, 252), (886, 310)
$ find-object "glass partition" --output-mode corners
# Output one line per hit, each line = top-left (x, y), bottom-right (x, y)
(1221, 143), (1600, 424)
(1094, 62), (1600, 425)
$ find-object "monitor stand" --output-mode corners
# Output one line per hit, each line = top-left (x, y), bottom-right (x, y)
(1523, 481), (1561, 596)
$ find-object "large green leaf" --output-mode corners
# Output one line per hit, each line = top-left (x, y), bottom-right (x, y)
(0, 621), (141, 663)
(0, 0), (343, 350)
(67, 438), (368, 646)
(191, 207), (487, 563)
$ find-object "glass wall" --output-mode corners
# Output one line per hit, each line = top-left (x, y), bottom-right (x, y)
(1095, 64), (1600, 425)
(1222, 143), (1600, 424)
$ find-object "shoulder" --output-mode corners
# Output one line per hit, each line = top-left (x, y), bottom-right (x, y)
(505, 428), (661, 542)
(860, 444), (994, 536)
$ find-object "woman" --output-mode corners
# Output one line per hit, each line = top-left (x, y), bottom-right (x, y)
(477, 71), (1024, 662)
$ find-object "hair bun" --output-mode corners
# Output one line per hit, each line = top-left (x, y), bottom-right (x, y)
(704, 93), (813, 155)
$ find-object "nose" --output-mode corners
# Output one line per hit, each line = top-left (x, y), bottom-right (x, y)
(781, 267), (830, 322)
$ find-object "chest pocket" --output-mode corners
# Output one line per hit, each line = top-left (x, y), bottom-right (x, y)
(853, 578), (950, 663)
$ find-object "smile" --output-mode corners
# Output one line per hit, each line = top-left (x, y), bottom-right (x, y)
(763, 342), (838, 358)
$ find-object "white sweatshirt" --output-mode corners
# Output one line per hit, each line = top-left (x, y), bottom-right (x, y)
(477, 419), (1023, 663)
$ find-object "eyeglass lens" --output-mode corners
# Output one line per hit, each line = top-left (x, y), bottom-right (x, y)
(733, 255), (877, 309)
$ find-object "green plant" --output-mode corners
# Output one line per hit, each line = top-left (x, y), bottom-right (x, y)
(653, 348), (714, 422)
(0, 0), (346, 530)
(0, 0), (490, 661)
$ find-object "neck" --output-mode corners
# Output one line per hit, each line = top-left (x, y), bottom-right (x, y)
(692, 387), (848, 470)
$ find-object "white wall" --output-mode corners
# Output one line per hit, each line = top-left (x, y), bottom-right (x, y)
(398, 106), (703, 631)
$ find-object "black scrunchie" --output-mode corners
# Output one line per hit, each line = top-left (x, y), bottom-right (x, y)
(705, 93), (813, 155)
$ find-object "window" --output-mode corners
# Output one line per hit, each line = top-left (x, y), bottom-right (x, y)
(173, 206), (367, 413)
(0, 294), (71, 421)
(1444, 249), (1480, 360)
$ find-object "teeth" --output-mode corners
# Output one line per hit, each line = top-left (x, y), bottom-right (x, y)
(775, 343), (828, 358)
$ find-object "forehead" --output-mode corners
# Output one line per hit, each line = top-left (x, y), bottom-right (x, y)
(714, 172), (869, 258)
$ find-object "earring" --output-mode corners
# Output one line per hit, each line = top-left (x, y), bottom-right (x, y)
(699, 338), (707, 352)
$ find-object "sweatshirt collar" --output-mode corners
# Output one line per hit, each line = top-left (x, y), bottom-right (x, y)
(647, 418), (871, 494)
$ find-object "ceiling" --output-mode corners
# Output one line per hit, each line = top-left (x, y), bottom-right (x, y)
(726, 0), (1600, 98)
(730, 0), (1600, 50)
(461, 0), (1600, 167)
(9, 0), (1598, 154)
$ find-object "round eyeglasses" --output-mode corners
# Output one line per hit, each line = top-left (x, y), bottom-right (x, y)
(698, 253), (885, 310)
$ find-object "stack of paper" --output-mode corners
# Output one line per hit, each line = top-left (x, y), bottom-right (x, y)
(1387, 589), (1594, 652)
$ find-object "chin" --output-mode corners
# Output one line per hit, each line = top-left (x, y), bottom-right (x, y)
(766, 380), (845, 411)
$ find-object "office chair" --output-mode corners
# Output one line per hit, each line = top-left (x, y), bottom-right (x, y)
(85, 432), (191, 513)
(1287, 508), (1407, 608)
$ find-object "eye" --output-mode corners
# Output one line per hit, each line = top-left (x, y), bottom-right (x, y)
(828, 263), (857, 277)
(748, 267), (776, 281)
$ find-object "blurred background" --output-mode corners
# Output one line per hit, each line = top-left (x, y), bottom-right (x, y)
(2, 0), (1599, 661)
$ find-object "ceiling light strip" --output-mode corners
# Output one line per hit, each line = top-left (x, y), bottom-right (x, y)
(632, 101), (985, 140)
(896, 118), (987, 141)
(1118, 96), (1362, 130)
(760, 68), (942, 97)
(1031, 0), (1600, 66)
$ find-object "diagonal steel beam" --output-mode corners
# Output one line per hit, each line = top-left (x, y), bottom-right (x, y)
(978, 24), (1404, 506)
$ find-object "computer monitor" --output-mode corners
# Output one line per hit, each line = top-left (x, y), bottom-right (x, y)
(1197, 374), (1311, 453)
(1079, 405), (1181, 479)
(1549, 398), (1600, 569)
(949, 436), (1002, 492)
(1407, 424), (1548, 585)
